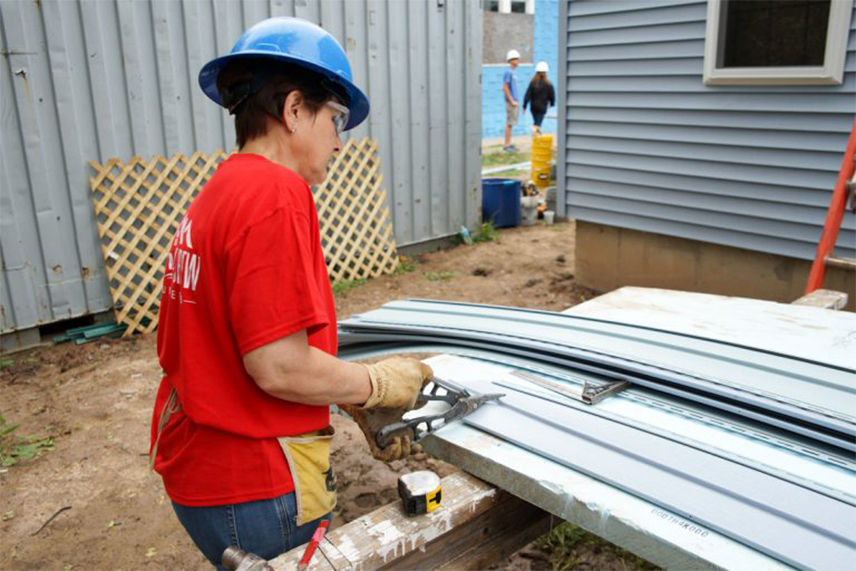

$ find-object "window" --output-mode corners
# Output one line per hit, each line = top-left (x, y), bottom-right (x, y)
(485, 0), (533, 14)
(703, 0), (852, 85)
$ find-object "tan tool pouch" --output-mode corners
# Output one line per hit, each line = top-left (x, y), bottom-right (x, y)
(277, 426), (337, 526)
(149, 387), (181, 470)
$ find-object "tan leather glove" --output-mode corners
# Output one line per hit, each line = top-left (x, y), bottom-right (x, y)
(340, 357), (433, 461)
(363, 357), (434, 409)
(339, 404), (419, 462)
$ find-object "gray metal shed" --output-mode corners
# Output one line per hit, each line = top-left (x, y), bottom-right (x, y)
(557, 0), (856, 262)
(0, 0), (482, 343)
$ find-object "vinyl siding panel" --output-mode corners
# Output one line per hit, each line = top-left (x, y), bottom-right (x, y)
(560, 0), (856, 261)
(0, 0), (481, 334)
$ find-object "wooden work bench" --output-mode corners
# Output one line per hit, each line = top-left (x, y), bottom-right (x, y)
(268, 287), (853, 570)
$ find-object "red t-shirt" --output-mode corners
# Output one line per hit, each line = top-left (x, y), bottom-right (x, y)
(150, 153), (337, 506)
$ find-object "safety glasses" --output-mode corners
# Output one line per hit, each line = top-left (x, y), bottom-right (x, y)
(326, 100), (349, 136)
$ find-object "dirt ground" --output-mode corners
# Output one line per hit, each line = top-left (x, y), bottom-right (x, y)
(0, 219), (624, 570)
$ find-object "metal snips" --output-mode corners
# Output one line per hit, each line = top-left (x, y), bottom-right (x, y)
(375, 377), (504, 448)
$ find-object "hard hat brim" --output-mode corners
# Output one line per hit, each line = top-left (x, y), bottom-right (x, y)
(199, 51), (370, 131)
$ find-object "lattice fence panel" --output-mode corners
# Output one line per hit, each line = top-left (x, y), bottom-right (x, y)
(315, 138), (399, 283)
(89, 138), (398, 336)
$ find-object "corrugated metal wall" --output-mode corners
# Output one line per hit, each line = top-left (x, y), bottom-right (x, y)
(0, 0), (482, 334)
(558, 0), (856, 262)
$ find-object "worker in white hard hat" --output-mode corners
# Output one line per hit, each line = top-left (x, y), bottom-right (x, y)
(502, 49), (521, 152)
(523, 61), (555, 135)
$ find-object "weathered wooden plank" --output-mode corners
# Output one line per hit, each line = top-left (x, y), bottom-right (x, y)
(791, 288), (849, 310)
(391, 491), (550, 570)
(270, 472), (546, 570)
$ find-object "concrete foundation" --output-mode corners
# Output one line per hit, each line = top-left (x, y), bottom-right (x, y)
(575, 221), (855, 311)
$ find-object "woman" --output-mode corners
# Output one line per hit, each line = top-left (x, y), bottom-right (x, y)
(150, 17), (432, 568)
(523, 61), (556, 135)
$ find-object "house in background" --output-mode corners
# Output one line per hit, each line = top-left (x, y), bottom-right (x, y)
(558, 0), (856, 308)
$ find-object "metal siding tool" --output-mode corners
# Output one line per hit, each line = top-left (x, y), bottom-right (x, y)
(376, 377), (504, 448)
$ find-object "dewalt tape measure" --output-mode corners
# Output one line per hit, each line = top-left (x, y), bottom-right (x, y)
(398, 470), (442, 516)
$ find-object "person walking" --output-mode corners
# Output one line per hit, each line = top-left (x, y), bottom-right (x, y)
(502, 49), (521, 152)
(523, 61), (556, 136)
(149, 17), (433, 568)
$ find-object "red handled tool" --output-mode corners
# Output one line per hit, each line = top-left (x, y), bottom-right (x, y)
(297, 519), (329, 570)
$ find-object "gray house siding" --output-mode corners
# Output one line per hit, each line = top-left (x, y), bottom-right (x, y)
(559, 0), (856, 263)
(0, 0), (481, 335)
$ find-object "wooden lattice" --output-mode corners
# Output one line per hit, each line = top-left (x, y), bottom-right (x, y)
(89, 138), (398, 336)
(315, 138), (399, 282)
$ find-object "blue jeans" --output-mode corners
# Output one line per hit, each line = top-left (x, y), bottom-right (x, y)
(172, 493), (329, 569)
(532, 111), (546, 127)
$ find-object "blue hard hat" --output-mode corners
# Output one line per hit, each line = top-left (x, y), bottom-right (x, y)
(199, 17), (369, 131)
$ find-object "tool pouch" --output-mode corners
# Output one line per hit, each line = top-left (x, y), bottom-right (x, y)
(277, 426), (337, 526)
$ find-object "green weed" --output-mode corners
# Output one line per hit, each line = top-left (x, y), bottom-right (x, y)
(537, 522), (658, 571)
(0, 358), (13, 370)
(424, 271), (456, 281)
(0, 414), (54, 467)
(473, 221), (500, 243)
(331, 278), (367, 295)
(393, 256), (416, 275)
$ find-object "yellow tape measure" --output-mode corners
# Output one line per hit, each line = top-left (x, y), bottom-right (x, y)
(398, 470), (442, 516)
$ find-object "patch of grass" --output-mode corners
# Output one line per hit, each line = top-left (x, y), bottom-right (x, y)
(473, 221), (500, 243)
(331, 278), (367, 295)
(0, 358), (13, 370)
(393, 256), (416, 275)
(502, 168), (533, 179)
(537, 522), (658, 571)
(424, 271), (456, 281)
(482, 149), (528, 167)
(0, 414), (54, 467)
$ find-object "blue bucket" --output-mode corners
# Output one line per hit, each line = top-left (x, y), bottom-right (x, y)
(481, 178), (521, 228)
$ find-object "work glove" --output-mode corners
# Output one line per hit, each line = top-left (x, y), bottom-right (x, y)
(363, 357), (433, 409)
(340, 357), (433, 462)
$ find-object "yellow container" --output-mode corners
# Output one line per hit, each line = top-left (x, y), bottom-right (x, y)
(531, 134), (554, 189)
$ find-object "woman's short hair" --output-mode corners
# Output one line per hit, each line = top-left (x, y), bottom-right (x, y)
(217, 58), (344, 148)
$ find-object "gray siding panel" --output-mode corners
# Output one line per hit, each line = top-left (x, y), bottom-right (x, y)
(567, 135), (840, 171)
(570, 150), (835, 192)
(561, 0), (856, 261)
(569, 122), (848, 153)
(569, 165), (844, 208)
(569, 39), (705, 61)
(568, 0), (700, 17)
(567, 107), (852, 132)
(0, 0), (480, 333)
(409, 0), (430, 241)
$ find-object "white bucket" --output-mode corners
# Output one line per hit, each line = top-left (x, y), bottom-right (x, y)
(543, 210), (555, 225)
(521, 196), (539, 226)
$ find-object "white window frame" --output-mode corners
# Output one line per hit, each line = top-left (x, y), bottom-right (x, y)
(703, 0), (853, 85)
